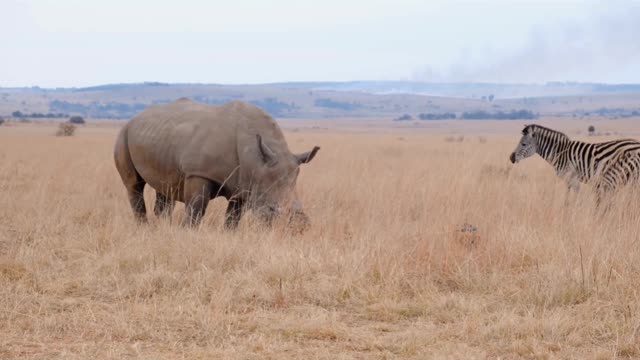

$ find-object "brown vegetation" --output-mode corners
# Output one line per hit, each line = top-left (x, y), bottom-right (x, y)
(1, 123), (639, 359)
(55, 122), (76, 136)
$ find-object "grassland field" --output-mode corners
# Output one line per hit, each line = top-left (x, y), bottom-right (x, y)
(1, 118), (640, 359)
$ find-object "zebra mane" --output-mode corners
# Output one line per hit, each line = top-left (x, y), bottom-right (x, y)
(522, 124), (569, 140)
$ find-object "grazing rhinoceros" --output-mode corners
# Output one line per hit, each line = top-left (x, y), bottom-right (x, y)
(113, 98), (320, 229)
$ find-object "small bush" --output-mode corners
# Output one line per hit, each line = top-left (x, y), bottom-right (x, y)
(588, 125), (596, 135)
(0, 117), (4, 126)
(69, 115), (85, 125)
(394, 114), (413, 121)
(56, 122), (76, 137)
(418, 112), (456, 120)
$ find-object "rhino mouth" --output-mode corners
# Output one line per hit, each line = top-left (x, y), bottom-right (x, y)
(258, 205), (279, 225)
(256, 206), (310, 232)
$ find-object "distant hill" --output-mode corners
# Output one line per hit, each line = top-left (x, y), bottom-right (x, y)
(1, 81), (639, 119)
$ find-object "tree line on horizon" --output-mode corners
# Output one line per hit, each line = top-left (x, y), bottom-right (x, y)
(395, 109), (538, 121)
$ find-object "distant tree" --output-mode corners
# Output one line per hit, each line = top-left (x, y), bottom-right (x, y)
(488, 94), (495, 102)
(69, 115), (85, 124)
(314, 98), (362, 111)
(418, 112), (456, 120)
(394, 114), (413, 121)
(588, 125), (596, 136)
(0, 116), (4, 126)
(461, 109), (536, 120)
(12, 111), (24, 118)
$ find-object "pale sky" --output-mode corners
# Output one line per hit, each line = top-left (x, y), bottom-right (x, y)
(1, 0), (639, 87)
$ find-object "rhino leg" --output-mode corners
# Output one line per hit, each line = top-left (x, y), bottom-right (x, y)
(154, 192), (175, 219)
(224, 198), (244, 230)
(127, 180), (147, 223)
(182, 177), (214, 227)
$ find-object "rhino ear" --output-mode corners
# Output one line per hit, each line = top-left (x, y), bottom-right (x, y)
(296, 146), (320, 165)
(257, 134), (278, 166)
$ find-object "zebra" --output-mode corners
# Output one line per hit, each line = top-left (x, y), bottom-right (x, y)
(509, 124), (640, 204)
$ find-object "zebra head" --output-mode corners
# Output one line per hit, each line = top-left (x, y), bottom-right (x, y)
(510, 125), (538, 164)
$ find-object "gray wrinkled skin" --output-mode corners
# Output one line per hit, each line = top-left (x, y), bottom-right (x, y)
(114, 98), (320, 229)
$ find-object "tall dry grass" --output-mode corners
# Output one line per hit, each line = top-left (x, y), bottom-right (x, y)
(1, 124), (639, 359)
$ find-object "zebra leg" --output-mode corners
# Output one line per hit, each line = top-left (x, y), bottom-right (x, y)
(594, 181), (614, 214)
(563, 176), (580, 207)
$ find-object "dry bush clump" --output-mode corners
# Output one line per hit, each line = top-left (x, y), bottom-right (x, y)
(444, 135), (465, 143)
(451, 222), (480, 249)
(56, 122), (76, 136)
(0, 124), (639, 359)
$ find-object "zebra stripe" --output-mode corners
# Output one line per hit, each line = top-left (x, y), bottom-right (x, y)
(510, 124), (640, 196)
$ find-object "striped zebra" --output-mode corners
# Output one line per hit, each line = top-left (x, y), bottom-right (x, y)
(509, 124), (640, 202)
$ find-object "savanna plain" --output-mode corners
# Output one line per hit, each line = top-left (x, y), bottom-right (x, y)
(1, 119), (640, 359)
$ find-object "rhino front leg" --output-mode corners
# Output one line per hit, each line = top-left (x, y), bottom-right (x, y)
(182, 177), (214, 227)
(224, 198), (244, 230)
(154, 192), (175, 219)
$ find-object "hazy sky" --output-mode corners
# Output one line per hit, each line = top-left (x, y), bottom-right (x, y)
(1, 0), (639, 87)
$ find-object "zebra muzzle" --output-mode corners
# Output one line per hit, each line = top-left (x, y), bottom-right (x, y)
(509, 152), (516, 163)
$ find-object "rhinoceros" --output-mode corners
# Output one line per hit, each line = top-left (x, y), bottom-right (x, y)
(113, 98), (320, 229)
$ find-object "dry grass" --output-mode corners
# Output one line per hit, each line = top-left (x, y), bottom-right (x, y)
(1, 122), (640, 359)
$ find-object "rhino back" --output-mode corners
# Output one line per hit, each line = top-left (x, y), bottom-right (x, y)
(126, 98), (239, 199)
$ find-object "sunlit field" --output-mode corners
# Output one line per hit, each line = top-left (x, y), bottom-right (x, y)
(1, 120), (640, 359)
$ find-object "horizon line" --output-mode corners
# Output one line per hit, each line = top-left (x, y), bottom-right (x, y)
(3, 80), (640, 90)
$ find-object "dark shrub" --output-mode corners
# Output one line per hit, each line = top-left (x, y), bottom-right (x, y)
(394, 114), (413, 121)
(69, 115), (85, 124)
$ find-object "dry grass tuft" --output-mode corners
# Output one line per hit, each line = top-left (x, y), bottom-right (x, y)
(55, 122), (76, 136)
(1, 124), (640, 359)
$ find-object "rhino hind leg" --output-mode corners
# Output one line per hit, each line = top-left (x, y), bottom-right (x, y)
(127, 180), (147, 223)
(154, 192), (175, 219)
(224, 198), (244, 230)
(182, 177), (215, 227)
(114, 127), (147, 223)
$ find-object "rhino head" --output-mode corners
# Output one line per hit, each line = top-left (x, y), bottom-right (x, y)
(249, 134), (320, 231)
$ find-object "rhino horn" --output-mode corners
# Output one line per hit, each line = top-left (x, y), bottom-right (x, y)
(296, 146), (320, 165)
(257, 134), (278, 166)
